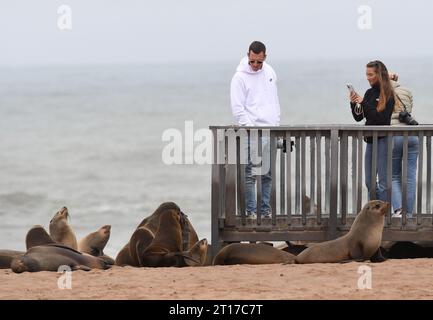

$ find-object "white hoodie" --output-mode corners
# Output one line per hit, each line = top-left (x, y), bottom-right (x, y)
(230, 56), (281, 126)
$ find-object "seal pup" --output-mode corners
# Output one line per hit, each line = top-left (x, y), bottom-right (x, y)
(78, 225), (111, 256)
(49, 207), (78, 250)
(295, 200), (389, 264)
(78, 225), (115, 264)
(10, 244), (110, 273)
(213, 243), (296, 265)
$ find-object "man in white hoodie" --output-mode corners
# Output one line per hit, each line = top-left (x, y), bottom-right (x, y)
(230, 41), (281, 217)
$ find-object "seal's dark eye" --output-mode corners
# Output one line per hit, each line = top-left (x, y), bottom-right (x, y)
(375, 204), (381, 209)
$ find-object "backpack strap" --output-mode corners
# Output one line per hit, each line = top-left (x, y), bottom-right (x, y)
(395, 93), (407, 112)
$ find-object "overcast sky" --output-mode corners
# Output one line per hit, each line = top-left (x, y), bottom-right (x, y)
(1, 0), (433, 65)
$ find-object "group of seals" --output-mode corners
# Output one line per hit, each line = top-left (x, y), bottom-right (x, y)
(1, 206), (115, 273)
(2, 202), (208, 272)
(213, 200), (389, 265)
(115, 202), (208, 267)
(4, 200), (425, 271)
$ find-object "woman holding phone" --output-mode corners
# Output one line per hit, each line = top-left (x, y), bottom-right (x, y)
(349, 60), (395, 202)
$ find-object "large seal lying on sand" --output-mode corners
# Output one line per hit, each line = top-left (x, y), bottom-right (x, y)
(213, 243), (296, 265)
(49, 207), (78, 250)
(0, 250), (25, 269)
(115, 202), (206, 267)
(295, 200), (389, 264)
(10, 244), (111, 273)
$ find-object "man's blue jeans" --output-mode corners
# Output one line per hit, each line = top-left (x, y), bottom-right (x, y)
(365, 137), (389, 202)
(245, 135), (272, 214)
(392, 136), (419, 216)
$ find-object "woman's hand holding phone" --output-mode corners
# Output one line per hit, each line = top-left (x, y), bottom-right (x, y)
(350, 93), (363, 104)
(347, 84), (362, 104)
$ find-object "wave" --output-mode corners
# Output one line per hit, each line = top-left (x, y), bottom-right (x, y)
(0, 192), (47, 207)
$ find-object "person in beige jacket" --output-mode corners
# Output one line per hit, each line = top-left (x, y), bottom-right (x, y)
(389, 73), (419, 217)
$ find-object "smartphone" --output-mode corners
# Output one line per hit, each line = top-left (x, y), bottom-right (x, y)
(346, 83), (357, 96)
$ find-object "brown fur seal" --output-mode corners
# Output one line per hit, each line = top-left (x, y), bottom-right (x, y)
(0, 250), (25, 269)
(10, 244), (111, 273)
(138, 209), (207, 267)
(78, 225), (111, 256)
(26, 225), (56, 250)
(128, 226), (155, 267)
(115, 202), (203, 266)
(295, 200), (389, 264)
(49, 207), (78, 250)
(213, 243), (296, 265)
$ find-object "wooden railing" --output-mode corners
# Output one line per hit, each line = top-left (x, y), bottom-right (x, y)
(210, 125), (433, 256)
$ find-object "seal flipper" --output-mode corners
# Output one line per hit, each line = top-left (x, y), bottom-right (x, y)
(370, 247), (387, 263)
(130, 227), (155, 267)
(175, 252), (201, 265)
(72, 265), (92, 271)
(349, 242), (364, 261)
(90, 247), (102, 256)
(183, 239), (208, 266)
(25, 225), (56, 250)
(100, 254), (115, 265)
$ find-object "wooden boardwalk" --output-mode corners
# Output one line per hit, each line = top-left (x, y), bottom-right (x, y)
(210, 125), (433, 256)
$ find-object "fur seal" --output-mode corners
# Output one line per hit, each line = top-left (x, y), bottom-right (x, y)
(49, 207), (78, 250)
(78, 225), (115, 265)
(295, 200), (389, 264)
(78, 225), (111, 256)
(10, 244), (111, 273)
(128, 226), (155, 266)
(137, 209), (207, 267)
(0, 250), (25, 269)
(26, 225), (56, 250)
(115, 202), (204, 267)
(213, 243), (296, 265)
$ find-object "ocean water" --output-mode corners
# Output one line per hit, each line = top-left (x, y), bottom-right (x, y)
(1, 59), (433, 258)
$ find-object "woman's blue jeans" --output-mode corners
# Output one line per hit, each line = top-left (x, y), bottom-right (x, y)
(392, 136), (419, 216)
(365, 137), (389, 202)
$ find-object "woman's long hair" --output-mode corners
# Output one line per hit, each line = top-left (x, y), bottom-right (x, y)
(366, 60), (394, 112)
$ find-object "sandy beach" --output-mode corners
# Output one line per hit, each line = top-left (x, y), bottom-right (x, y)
(1, 259), (433, 300)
